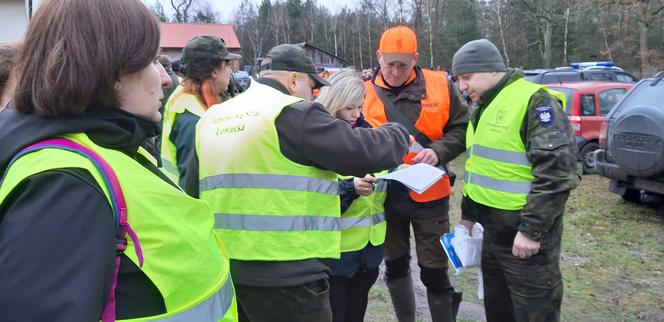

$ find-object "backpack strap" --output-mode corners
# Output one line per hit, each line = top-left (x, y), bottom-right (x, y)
(4, 137), (144, 322)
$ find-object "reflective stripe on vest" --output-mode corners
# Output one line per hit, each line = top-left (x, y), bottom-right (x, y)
(161, 158), (179, 179)
(197, 82), (341, 261)
(471, 144), (531, 166)
(463, 171), (531, 194)
(337, 175), (388, 252)
(200, 173), (338, 195)
(215, 213), (340, 231)
(0, 133), (238, 322)
(463, 78), (564, 210)
(339, 212), (386, 230)
(156, 276), (234, 322)
(363, 68), (453, 202)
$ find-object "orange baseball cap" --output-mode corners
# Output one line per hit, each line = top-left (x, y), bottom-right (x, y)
(379, 26), (417, 64)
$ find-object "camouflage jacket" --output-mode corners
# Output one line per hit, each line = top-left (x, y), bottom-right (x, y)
(462, 69), (580, 242)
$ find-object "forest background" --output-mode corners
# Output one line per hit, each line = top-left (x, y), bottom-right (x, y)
(149, 0), (664, 79)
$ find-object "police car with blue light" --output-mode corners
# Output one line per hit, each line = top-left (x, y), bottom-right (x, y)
(524, 61), (638, 84)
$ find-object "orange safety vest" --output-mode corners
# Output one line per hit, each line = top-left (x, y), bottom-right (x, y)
(312, 71), (330, 98)
(363, 69), (452, 202)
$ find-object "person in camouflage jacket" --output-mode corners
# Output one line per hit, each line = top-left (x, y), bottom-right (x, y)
(452, 39), (580, 322)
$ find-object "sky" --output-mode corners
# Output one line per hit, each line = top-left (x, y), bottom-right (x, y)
(144, 0), (361, 24)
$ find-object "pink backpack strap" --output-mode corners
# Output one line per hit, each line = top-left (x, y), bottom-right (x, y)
(4, 138), (144, 322)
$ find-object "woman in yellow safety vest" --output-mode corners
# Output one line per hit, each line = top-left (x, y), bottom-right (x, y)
(317, 70), (388, 322)
(159, 35), (241, 188)
(0, 1), (236, 321)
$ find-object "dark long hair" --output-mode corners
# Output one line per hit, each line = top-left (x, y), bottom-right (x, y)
(181, 58), (228, 109)
(15, 0), (160, 117)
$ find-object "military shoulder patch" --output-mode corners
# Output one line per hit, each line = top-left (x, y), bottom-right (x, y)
(535, 106), (554, 128)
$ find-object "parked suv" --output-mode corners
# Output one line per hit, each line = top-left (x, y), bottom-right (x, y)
(548, 82), (632, 173)
(525, 62), (637, 84)
(525, 68), (637, 84)
(594, 73), (664, 204)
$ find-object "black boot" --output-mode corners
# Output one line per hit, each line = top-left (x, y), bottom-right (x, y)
(386, 276), (416, 322)
(427, 290), (463, 322)
(452, 291), (462, 318)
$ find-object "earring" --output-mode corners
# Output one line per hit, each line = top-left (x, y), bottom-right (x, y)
(115, 82), (122, 91)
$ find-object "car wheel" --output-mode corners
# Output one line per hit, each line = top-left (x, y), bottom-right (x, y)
(640, 192), (664, 207)
(621, 188), (641, 203)
(580, 142), (599, 174)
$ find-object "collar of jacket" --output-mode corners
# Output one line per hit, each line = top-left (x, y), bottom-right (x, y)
(477, 68), (524, 108)
(371, 66), (426, 101)
(85, 108), (161, 157)
(0, 106), (159, 173)
(256, 77), (290, 95)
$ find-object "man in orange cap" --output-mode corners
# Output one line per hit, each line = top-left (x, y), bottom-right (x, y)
(363, 25), (468, 322)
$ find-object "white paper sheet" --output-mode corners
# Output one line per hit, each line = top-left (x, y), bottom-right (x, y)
(381, 163), (446, 194)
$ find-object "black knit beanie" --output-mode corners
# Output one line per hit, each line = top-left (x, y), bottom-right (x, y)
(452, 39), (506, 76)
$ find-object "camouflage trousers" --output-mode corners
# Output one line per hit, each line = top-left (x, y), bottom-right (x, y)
(469, 198), (564, 322)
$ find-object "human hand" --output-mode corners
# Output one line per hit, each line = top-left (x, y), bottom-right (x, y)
(353, 174), (376, 196)
(512, 231), (541, 258)
(397, 163), (411, 170)
(411, 148), (439, 166)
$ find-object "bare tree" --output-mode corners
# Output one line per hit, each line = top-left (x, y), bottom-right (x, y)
(637, 0), (664, 76)
(355, 13), (364, 69)
(520, 0), (557, 68)
(170, 0), (196, 22)
(563, 6), (569, 65)
(495, 0), (510, 66)
(303, 0), (317, 43)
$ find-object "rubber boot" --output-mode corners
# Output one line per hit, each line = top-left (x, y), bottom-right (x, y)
(386, 276), (416, 322)
(452, 291), (462, 318)
(427, 290), (463, 322)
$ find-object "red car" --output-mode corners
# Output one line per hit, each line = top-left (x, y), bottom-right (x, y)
(548, 82), (633, 174)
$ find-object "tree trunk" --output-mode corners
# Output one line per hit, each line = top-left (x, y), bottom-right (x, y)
(543, 18), (552, 68)
(563, 6), (569, 65)
(639, 0), (652, 77)
(497, 0), (510, 66)
(427, 0), (435, 68)
(333, 18), (338, 57)
(356, 14), (364, 69)
(367, 24), (373, 68)
(603, 30), (613, 61)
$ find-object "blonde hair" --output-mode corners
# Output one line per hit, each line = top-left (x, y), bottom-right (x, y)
(316, 69), (365, 117)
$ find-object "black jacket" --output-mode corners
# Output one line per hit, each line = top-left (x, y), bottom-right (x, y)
(338, 115), (374, 213)
(0, 107), (169, 321)
(170, 109), (200, 188)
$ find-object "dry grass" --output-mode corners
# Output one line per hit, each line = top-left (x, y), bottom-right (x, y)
(366, 156), (664, 322)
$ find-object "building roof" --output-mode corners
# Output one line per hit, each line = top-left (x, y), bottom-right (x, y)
(159, 23), (240, 49)
(294, 42), (349, 64)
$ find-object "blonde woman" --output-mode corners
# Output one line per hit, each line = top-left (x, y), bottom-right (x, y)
(317, 70), (386, 322)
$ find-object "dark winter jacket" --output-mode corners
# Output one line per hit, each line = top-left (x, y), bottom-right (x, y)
(332, 115), (385, 277)
(0, 106), (169, 321)
(169, 109), (199, 188)
(338, 114), (373, 213)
